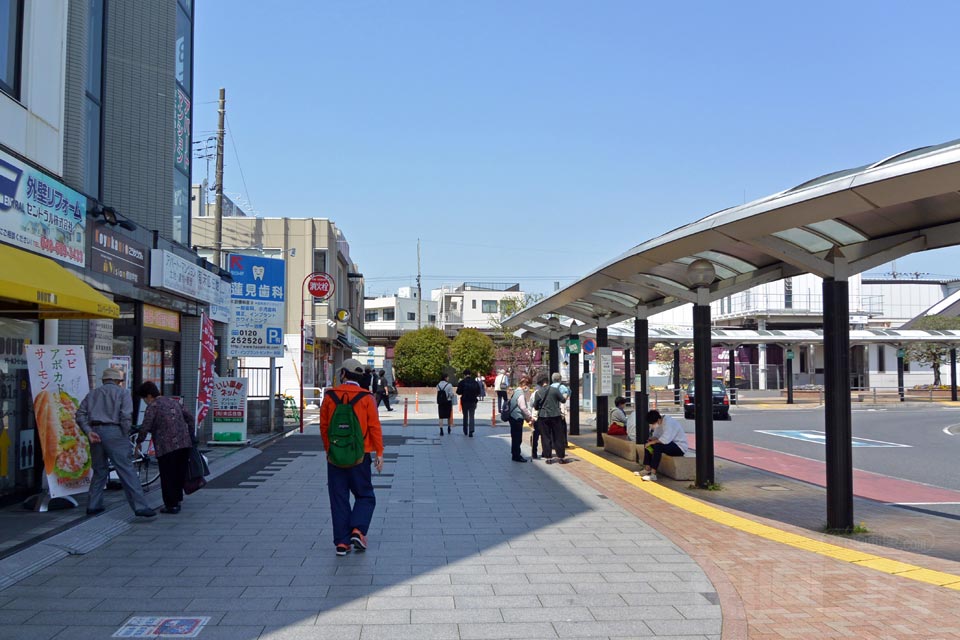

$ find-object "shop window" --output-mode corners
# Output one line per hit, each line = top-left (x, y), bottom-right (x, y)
(0, 0), (23, 99)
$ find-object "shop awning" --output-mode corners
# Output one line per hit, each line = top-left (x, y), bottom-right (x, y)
(0, 244), (120, 319)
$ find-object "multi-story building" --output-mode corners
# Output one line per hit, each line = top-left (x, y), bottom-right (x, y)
(190, 184), (250, 218)
(364, 287), (437, 332)
(191, 215), (367, 397)
(1, 1), (225, 505)
(434, 282), (524, 331)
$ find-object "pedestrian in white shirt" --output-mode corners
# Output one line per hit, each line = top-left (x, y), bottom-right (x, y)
(639, 410), (689, 482)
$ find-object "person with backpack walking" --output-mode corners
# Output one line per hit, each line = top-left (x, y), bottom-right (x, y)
(506, 378), (533, 462)
(494, 369), (509, 413)
(376, 370), (393, 412)
(456, 369), (481, 437)
(319, 359), (384, 557)
(436, 373), (455, 436)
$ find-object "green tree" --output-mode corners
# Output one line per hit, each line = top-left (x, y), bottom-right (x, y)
(489, 294), (546, 383)
(393, 327), (450, 386)
(653, 342), (693, 385)
(904, 315), (960, 386)
(450, 328), (496, 377)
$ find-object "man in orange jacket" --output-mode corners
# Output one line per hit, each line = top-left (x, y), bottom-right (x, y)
(320, 358), (384, 556)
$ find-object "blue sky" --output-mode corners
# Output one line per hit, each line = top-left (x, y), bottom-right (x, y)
(193, 1), (960, 297)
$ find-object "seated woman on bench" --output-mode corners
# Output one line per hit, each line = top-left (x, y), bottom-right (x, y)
(639, 410), (689, 482)
(608, 397), (628, 436)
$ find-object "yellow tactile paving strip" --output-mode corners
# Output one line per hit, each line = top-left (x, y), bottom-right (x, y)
(568, 443), (960, 591)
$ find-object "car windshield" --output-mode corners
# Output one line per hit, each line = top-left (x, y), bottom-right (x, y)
(686, 382), (726, 392)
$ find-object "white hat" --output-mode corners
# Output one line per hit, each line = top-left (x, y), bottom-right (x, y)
(102, 367), (124, 382)
(341, 358), (364, 374)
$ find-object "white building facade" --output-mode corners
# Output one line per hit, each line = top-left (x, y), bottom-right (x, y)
(364, 287), (437, 332)
(434, 282), (525, 331)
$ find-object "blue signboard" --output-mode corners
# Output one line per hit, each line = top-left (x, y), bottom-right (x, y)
(756, 430), (911, 448)
(227, 254), (285, 358)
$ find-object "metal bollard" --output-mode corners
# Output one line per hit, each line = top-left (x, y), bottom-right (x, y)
(491, 400), (496, 426)
(415, 392), (419, 413)
(403, 397), (408, 427)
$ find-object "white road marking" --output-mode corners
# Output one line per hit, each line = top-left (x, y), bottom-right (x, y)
(943, 424), (960, 436)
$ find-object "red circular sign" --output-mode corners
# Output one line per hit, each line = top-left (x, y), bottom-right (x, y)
(307, 272), (335, 300)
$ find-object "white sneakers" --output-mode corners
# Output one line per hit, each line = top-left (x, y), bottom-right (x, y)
(633, 469), (658, 482)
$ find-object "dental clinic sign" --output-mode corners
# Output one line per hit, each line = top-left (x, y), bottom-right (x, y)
(227, 254), (285, 358)
(0, 149), (86, 267)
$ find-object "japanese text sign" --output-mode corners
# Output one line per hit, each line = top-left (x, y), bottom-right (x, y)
(212, 377), (248, 442)
(24, 345), (92, 498)
(196, 314), (216, 425)
(228, 254), (285, 358)
(0, 149), (86, 267)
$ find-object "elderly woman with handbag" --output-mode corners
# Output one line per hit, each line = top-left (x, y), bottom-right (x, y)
(135, 381), (197, 514)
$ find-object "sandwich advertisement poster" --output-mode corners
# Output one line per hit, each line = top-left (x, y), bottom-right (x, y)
(25, 345), (92, 498)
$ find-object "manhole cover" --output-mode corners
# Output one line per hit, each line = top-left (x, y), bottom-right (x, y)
(758, 484), (790, 491)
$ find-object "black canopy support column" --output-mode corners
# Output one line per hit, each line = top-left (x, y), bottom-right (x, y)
(951, 348), (958, 402)
(824, 270), (854, 531)
(596, 324), (609, 447)
(728, 348), (736, 405)
(673, 346), (681, 405)
(693, 292), (715, 488)
(897, 349), (905, 402)
(549, 337), (559, 376)
(569, 349), (580, 435)
(624, 348), (632, 398)
(636, 317), (649, 444)
(786, 345), (795, 405)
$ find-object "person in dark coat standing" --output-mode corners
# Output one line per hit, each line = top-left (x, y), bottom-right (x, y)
(376, 370), (393, 411)
(135, 381), (196, 514)
(361, 366), (374, 393)
(456, 369), (481, 437)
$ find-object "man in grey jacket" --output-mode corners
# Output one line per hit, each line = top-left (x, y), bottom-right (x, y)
(76, 368), (155, 518)
(534, 373), (570, 464)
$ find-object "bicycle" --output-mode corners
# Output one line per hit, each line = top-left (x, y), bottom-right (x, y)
(105, 431), (160, 489)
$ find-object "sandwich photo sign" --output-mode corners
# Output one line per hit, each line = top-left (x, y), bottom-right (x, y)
(25, 346), (93, 498)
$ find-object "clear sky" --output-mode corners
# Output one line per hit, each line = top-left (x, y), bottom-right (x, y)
(193, 1), (960, 298)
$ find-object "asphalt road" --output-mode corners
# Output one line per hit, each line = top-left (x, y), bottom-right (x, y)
(685, 406), (960, 492)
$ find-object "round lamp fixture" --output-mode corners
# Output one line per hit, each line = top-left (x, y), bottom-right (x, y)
(686, 258), (717, 288)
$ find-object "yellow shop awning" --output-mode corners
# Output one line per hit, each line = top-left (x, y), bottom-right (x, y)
(0, 244), (120, 319)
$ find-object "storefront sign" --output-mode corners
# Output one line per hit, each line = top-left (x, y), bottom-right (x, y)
(18, 428), (35, 471)
(227, 254), (285, 358)
(307, 272), (335, 300)
(89, 319), (113, 360)
(150, 249), (220, 305)
(174, 88), (191, 175)
(89, 225), (146, 285)
(196, 314), (216, 425)
(0, 149), (86, 267)
(208, 278), (231, 324)
(143, 304), (180, 333)
(212, 377), (248, 442)
(24, 345), (92, 499)
(343, 326), (368, 351)
(597, 346), (613, 396)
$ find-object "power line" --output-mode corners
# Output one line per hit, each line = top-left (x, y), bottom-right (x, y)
(225, 112), (255, 215)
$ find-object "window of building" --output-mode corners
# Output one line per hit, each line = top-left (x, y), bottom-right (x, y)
(364, 310), (378, 322)
(1, 0), (23, 99)
(784, 278), (793, 309)
(471, 300), (477, 310)
(313, 250), (326, 274)
(481, 300), (498, 313)
(407, 312), (416, 321)
(383, 309), (395, 321)
(877, 345), (886, 373)
(428, 314), (436, 323)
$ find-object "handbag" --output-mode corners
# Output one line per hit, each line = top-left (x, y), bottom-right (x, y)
(186, 446), (210, 480)
(183, 475), (207, 495)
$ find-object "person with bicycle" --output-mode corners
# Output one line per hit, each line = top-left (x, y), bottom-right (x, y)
(76, 368), (155, 518)
(136, 382), (197, 514)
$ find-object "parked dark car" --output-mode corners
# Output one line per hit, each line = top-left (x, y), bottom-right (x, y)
(683, 380), (731, 420)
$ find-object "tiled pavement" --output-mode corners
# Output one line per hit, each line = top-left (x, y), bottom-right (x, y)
(0, 418), (723, 639)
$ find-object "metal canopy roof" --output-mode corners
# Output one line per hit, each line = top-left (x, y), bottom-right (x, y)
(505, 138), (960, 336)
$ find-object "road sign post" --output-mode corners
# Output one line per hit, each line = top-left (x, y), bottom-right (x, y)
(300, 272), (336, 432)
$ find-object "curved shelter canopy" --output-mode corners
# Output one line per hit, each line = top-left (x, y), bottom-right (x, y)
(505, 138), (960, 333)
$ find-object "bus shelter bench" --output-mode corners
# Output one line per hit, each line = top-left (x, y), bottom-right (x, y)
(602, 433), (637, 462)
(635, 446), (696, 480)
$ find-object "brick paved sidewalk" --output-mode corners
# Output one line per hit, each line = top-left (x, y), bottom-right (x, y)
(562, 453), (960, 639)
(0, 420), (723, 639)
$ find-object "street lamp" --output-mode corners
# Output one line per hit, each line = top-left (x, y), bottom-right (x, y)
(686, 258), (716, 488)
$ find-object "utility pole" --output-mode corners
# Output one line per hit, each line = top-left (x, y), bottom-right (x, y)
(213, 87), (225, 268)
(416, 238), (422, 329)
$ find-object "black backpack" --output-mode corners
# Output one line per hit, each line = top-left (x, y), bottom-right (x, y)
(436, 383), (449, 405)
(500, 392), (515, 422)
